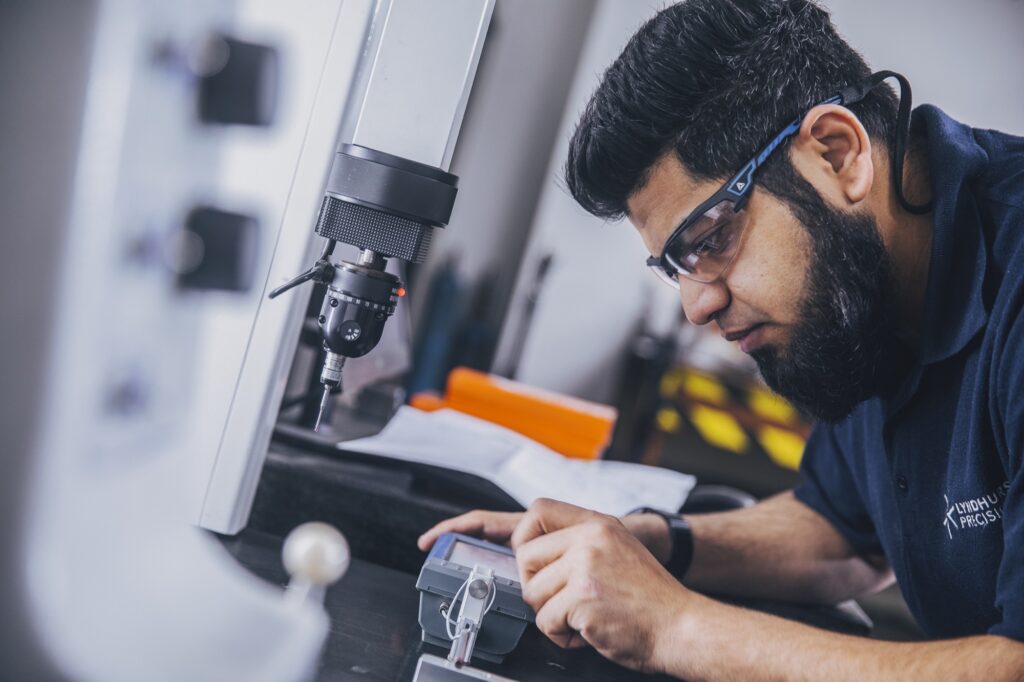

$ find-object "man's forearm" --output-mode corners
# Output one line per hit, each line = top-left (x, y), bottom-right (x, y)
(681, 491), (891, 604)
(657, 594), (1024, 682)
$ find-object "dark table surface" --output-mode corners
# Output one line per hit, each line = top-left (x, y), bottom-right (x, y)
(220, 528), (675, 682)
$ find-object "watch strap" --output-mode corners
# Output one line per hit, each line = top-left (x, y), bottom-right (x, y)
(628, 506), (694, 579)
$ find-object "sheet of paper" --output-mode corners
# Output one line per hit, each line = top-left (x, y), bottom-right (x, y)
(339, 407), (695, 516)
(338, 405), (523, 475)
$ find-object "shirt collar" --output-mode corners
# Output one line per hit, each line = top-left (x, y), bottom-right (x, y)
(915, 105), (990, 365)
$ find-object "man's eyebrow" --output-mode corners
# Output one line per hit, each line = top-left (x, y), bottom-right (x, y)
(660, 202), (695, 235)
(635, 209), (673, 249)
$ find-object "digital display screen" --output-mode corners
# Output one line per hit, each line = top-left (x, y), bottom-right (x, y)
(448, 541), (520, 583)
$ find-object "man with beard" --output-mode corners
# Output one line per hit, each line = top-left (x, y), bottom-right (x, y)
(418, 0), (1024, 678)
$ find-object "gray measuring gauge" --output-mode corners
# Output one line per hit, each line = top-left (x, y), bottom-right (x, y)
(416, 533), (533, 663)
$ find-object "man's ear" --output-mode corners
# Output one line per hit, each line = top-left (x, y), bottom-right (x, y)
(790, 104), (873, 205)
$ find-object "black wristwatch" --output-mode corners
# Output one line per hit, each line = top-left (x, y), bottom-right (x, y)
(628, 506), (694, 579)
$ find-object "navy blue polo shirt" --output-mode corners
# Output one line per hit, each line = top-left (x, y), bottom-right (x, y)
(793, 105), (1024, 642)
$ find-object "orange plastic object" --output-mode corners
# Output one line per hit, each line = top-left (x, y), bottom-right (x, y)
(412, 368), (617, 460)
(409, 391), (446, 412)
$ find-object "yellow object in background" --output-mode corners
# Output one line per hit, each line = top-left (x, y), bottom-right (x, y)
(758, 425), (806, 470)
(656, 407), (683, 434)
(748, 387), (798, 426)
(681, 369), (728, 406)
(659, 367), (684, 398)
(687, 404), (748, 454)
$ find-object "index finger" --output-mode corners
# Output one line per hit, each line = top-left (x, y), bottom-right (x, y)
(510, 498), (600, 551)
(516, 525), (576, 584)
(416, 510), (518, 551)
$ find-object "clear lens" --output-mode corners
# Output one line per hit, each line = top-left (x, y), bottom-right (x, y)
(647, 260), (680, 289)
(663, 200), (746, 283)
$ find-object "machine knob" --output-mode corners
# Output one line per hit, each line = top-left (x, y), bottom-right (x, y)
(282, 522), (350, 606)
(175, 205), (259, 293)
(196, 34), (278, 126)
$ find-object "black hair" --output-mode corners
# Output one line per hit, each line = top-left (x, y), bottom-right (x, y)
(565, 0), (898, 220)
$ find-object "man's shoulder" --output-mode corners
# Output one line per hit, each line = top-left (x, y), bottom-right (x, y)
(971, 122), (1024, 328)
(972, 124), (1024, 211)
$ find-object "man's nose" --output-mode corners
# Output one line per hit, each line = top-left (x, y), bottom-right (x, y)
(678, 278), (729, 326)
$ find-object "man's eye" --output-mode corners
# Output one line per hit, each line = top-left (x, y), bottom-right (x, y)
(691, 224), (730, 257)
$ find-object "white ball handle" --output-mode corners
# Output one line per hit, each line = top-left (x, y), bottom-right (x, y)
(282, 522), (350, 605)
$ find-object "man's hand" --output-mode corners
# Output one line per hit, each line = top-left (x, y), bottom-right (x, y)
(511, 498), (692, 673)
(417, 508), (672, 562)
(417, 510), (524, 551)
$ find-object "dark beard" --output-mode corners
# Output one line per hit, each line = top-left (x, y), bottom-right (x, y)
(750, 185), (910, 423)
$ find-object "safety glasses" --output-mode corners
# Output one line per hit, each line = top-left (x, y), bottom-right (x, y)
(647, 70), (927, 288)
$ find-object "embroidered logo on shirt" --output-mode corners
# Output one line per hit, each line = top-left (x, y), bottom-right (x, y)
(943, 481), (1010, 539)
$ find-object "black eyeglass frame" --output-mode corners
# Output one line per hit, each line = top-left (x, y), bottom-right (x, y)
(646, 70), (930, 287)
